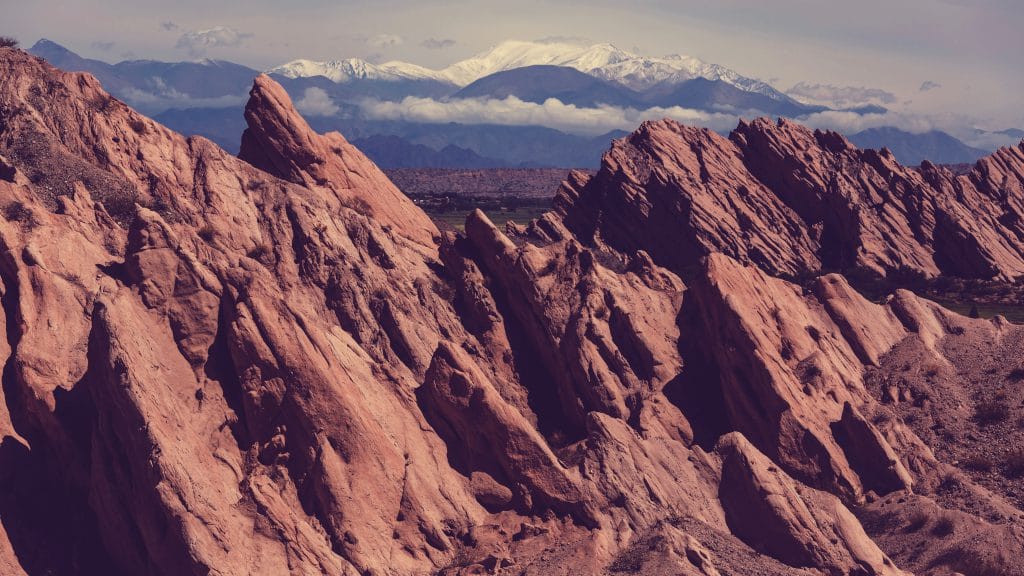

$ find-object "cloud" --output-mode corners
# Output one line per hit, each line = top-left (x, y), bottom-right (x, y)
(797, 108), (1007, 150)
(160, 21), (178, 32)
(90, 41), (114, 51)
(421, 38), (456, 50)
(786, 82), (898, 108)
(118, 76), (249, 110)
(366, 34), (403, 49)
(920, 80), (942, 92)
(295, 87), (339, 117)
(176, 26), (252, 56)
(357, 94), (1008, 153)
(799, 110), (937, 134)
(119, 87), (247, 111)
(358, 95), (741, 136)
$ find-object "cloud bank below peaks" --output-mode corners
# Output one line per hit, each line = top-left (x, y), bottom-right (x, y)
(353, 94), (1018, 151)
(786, 82), (897, 108)
(358, 95), (743, 136)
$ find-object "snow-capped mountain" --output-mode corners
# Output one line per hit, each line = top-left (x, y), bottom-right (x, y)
(29, 39), (989, 170)
(611, 54), (788, 100)
(269, 58), (452, 85)
(442, 40), (786, 99)
(268, 40), (786, 100)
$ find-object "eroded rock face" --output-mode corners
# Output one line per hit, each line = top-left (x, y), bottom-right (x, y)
(2, 45), (1024, 575)
(717, 432), (907, 576)
(559, 117), (1024, 280)
(238, 74), (439, 250)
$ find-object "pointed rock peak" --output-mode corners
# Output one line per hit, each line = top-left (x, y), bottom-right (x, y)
(635, 118), (700, 137)
(628, 118), (726, 151)
(238, 74), (326, 183)
(729, 115), (821, 153)
(813, 128), (854, 154)
(238, 74), (440, 248)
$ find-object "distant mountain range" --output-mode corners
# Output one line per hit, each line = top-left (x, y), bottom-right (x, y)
(848, 127), (990, 166)
(453, 65), (644, 108)
(28, 38), (1016, 168)
(349, 135), (504, 169)
(30, 39), (256, 113)
(269, 39), (792, 97)
(450, 65), (820, 117)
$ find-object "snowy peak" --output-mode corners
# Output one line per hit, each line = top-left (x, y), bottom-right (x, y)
(269, 58), (379, 82)
(268, 58), (451, 84)
(265, 39), (786, 100)
(439, 40), (635, 86)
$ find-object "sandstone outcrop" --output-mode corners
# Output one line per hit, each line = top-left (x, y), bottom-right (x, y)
(717, 432), (906, 575)
(3, 44), (1024, 575)
(238, 75), (439, 250)
(558, 117), (1024, 280)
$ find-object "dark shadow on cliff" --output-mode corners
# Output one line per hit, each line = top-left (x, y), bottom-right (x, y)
(663, 288), (733, 451)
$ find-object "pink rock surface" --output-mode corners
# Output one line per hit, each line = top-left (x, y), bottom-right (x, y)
(2, 45), (1024, 575)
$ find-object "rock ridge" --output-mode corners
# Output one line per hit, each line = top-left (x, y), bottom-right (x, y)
(1, 45), (1024, 575)
(558, 117), (1024, 281)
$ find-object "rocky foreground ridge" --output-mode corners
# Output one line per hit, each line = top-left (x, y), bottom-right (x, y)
(2, 45), (1024, 575)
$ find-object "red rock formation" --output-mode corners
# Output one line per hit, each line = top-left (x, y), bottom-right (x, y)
(717, 433), (907, 575)
(238, 74), (439, 250)
(3, 44), (1024, 575)
(557, 121), (820, 277)
(559, 117), (1024, 280)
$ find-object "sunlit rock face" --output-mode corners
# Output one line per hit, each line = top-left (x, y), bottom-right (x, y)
(2, 45), (1024, 575)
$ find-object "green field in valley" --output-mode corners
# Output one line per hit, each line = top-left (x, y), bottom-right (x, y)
(934, 300), (1024, 324)
(425, 206), (550, 231)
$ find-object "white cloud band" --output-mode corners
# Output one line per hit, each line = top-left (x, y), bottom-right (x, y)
(358, 95), (742, 136)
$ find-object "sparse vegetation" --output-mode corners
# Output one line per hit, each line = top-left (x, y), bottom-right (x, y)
(829, 269), (1024, 324)
(197, 224), (216, 242)
(973, 398), (1010, 426)
(128, 118), (148, 135)
(1007, 367), (1024, 382)
(779, 340), (794, 360)
(904, 510), (929, 532)
(931, 515), (955, 537)
(592, 247), (628, 273)
(803, 362), (823, 380)
(99, 189), (140, 223)
(3, 200), (35, 227)
(0, 36), (18, 48)
(247, 242), (273, 263)
(937, 472), (961, 493)
(922, 359), (944, 378)
(871, 410), (893, 425)
(938, 545), (1009, 576)
(1003, 449), (1024, 478)
(607, 539), (649, 573)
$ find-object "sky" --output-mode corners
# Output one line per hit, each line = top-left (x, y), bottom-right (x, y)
(4, 0), (1023, 131)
